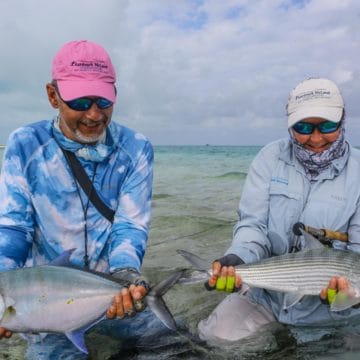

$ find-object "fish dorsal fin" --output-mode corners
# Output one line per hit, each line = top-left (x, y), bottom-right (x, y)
(65, 329), (88, 354)
(282, 293), (304, 310)
(176, 249), (210, 274)
(49, 249), (76, 266)
(299, 228), (324, 249)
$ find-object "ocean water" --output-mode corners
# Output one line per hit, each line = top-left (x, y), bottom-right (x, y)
(1, 145), (360, 359)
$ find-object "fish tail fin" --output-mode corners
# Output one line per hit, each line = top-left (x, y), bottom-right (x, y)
(330, 289), (360, 312)
(146, 270), (186, 331)
(176, 249), (210, 274)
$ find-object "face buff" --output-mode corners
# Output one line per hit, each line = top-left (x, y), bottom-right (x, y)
(52, 116), (117, 162)
(291, 126), (348, 180)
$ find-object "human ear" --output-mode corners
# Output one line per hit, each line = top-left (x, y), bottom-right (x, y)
(46, 83), (59, 108)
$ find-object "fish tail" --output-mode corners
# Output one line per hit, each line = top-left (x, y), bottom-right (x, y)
(146, 270), (186, 331)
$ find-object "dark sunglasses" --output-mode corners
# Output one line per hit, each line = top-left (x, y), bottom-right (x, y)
(53, 85), (113, 111)
(292, 121), (341, 135)
(64, 97), (113, 111)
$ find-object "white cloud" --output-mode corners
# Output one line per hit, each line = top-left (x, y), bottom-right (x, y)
(1, 0), (360, 145)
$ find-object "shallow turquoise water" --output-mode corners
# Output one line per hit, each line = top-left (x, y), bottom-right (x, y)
(1, 145), (360, 359)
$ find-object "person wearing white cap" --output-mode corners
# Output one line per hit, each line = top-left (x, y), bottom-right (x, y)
(198, 78), (360, 344)
(0, 40), (162, 358)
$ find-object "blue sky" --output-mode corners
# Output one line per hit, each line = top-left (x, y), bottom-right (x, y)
(0, 0), (360, 145)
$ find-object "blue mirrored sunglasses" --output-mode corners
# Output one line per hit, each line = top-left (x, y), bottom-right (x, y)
(64, 97), (113, 111)
(53, 84), (113, 111)
(292, 121), (341, 135)
(64, 97), (114, 111)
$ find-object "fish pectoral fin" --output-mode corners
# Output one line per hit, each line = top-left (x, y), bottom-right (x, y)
(299, 228), (325, 249)
(330, 289), (360, 312)
(49, 249), (76, 267)
(0, 296), (16, 320)
(19, 333), (47, 344)
(65, 330), (88, 354)
(282, 293), (304, 310)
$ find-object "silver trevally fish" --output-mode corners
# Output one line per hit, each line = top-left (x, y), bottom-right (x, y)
(177, 246), (360, 312)
(0, 250), (184, 354)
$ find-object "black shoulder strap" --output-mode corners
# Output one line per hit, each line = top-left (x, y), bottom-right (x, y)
(61, 149), (115, 223)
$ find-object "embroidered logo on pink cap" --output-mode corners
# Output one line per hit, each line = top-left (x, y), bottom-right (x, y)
(52, 40), (116, 102)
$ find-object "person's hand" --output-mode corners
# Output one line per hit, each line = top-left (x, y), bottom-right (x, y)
(205, 254), (243, 293)
(320, 276), (352, 305)
(0, 327), (12, 340)
(107, 268), (149, 319)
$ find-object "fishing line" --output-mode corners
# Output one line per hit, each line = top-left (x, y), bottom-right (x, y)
(151, 219), (237, 246)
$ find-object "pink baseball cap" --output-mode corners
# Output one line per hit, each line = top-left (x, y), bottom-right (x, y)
(52, 40), (116, 102)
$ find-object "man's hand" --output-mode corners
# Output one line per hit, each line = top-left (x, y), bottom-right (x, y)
(320, 276), (351, 305)
(0, 327), (12, 340)
(107, 268), (149, 319)
(106, 283), (148, 319)
(206, 254), (243, 293)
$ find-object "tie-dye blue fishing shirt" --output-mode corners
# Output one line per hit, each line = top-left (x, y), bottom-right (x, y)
(0, 119), (153, 273)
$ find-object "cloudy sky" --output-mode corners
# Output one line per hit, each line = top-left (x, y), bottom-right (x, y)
(1, 0), (359, 145)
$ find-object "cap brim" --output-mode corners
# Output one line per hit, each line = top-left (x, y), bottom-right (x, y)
(57, 80), (116, 102)
(288, 106), (343, 128)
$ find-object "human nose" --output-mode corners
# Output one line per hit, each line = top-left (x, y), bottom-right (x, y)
(85, 103), (105, 121)
(309, 128), (323, 142)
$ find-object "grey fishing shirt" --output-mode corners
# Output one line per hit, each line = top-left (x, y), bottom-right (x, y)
(226, 138), (360, 325)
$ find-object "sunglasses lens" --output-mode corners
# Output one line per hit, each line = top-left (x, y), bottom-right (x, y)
(96, 98), (113, 109)
(66, 98), (93, 111)
(318, 121), (340, 133)
(293, 122), (314, 134)
(65, 97), (113, 111)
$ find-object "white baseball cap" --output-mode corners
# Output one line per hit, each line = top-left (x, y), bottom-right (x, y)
(287, 78), (344, 128)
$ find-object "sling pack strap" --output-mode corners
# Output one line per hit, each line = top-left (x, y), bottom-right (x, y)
(61, 149), (115, 223)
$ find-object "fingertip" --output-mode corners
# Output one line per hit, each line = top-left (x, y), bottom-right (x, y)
(220, 266), (228, 276)
(329, 276), (337, 289)
(320, 288), (327, 300)
(212, 261), (221, 275)
(338, 277), (349, 290)
(228, 266), (235, 276)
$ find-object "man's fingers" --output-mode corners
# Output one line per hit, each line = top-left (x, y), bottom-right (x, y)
(114, 292), (125, 319)
(0, 327), (12, 340)
(130, 284), (147, 301)
(122, 288), (135, 316)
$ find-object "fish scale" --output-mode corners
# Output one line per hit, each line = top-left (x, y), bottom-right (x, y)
(234, 248), (359, 294)
(0, 251), (184, 354)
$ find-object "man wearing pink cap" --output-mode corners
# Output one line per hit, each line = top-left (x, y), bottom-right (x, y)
(0, 40), (160, 358)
